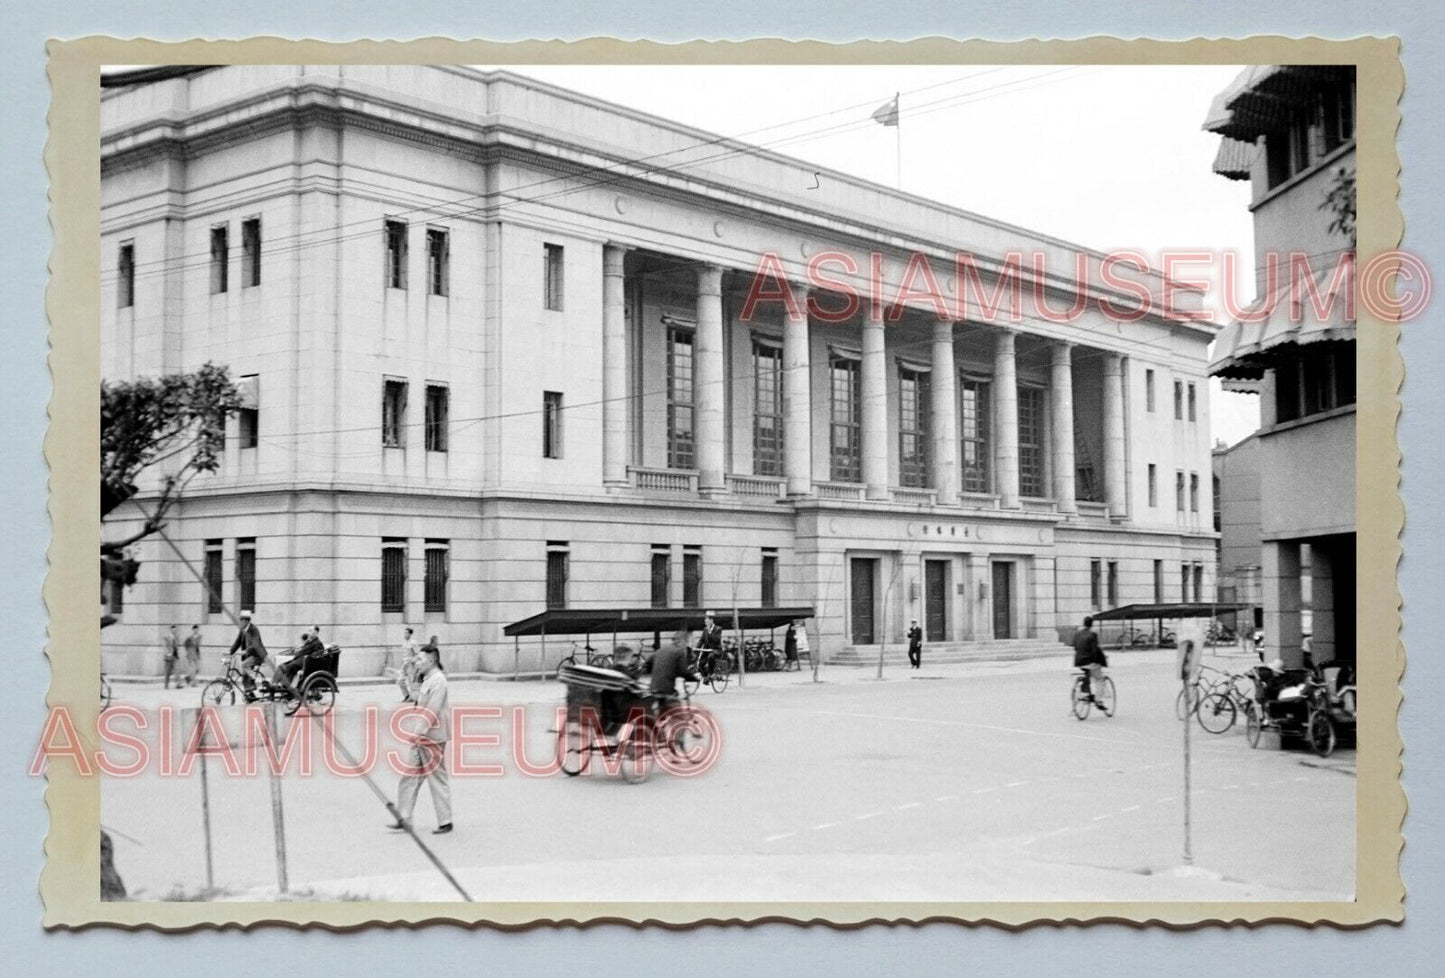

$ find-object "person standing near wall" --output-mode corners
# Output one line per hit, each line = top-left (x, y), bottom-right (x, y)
(162, 624), (180, 689)
(182, 624), (202, 687)
(907, 618), (923, 670)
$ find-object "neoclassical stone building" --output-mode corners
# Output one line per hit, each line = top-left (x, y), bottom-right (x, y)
(100, 65), (1218, 674)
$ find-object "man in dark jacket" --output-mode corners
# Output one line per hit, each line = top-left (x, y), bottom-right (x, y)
(907, 618), (923, 670)
(276, 629), (326, 692)
(1073, 616), (1108, 701)
(649, 637), (700, 716)
(229, 610), (268, 699)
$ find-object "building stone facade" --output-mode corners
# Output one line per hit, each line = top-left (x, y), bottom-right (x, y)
(101, 65), (1218, 675)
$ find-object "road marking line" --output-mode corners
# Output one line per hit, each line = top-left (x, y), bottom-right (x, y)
(764, 832), (795, 843)
(814, 822), (840, 831)
(1156, 796), (1175, 804)
(1120, 805), (1141, 813)
(1006, 780), (1029, 788)
(1092, 814), (1111, 821)
(896, 802), (922, 811)
(855, 811), (883, 821)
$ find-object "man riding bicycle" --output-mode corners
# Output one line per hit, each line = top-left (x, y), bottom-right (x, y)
(1073, 616), (1109, 704)
(228, 610), (268, 700)
(649, 634), (700, 719)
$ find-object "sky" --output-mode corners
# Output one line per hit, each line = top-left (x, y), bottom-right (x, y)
(477, 63), (1262, 447)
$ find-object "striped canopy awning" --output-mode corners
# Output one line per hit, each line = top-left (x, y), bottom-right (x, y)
(1202, 65), (1355, 141)
(1208, 261), (1356, 381)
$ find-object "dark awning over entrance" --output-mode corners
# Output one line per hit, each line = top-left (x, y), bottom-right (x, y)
(502, 606), (815, 638)
(1090, 603), (1252, 622)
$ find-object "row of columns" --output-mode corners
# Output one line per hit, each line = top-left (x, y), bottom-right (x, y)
(600, 246), (1129, 514)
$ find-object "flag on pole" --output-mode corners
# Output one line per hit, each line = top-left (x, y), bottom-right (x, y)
(871, 94), (900, 127)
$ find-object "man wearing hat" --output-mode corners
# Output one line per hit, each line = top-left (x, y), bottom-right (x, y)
(907, 618), (924, 670)
(697, 610), (723, 656)
(388, 642), (453, 835)
(228, 610), (268, 699)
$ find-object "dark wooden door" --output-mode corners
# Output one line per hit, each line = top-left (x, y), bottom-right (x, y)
(991, 561), (1012, 639)
(850, 558), (875, 645)
(925, 560), (947, 642)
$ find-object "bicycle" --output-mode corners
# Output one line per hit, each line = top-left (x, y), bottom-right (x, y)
(100, 673), (114, 711)
(1070, 668), (1116, 720)
(201, 651), (338, 716)
(694, 647), (730, 693)
(1175, 664), (1224, 720)
(555, 641), (614, 673)
(1196, 669), (1258, 734)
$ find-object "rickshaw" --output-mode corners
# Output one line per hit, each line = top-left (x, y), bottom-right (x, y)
(202, 644), (341, 716)
(554, 662), (710, 784)
(1245, 659), (1354, 757)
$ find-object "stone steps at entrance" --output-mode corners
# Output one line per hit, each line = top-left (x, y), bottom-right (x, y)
(828, 639), (1074, 667)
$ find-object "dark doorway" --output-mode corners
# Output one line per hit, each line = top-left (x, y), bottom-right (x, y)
(850, 557), (876, 645)
(924, 560), (948, 642)
(991, 561), (1013, 639)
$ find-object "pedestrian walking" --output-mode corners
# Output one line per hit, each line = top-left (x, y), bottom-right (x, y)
(388, 643), (452, 835)
(161, 625), (180, 689)
(784, 621), (799, 670)
(907, 618), (923, 670)
(182, 624), (202, 686)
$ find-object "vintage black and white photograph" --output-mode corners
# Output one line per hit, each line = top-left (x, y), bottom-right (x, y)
(74, 52), (1380, 914)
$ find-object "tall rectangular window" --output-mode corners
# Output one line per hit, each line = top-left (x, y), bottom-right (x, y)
(898, 366), (929, 488)
(1181, 563), (1191, 603)
(1147, 463), (1157, 507)
(1107, 561), (1118, 606)
(752, 341), (783, 477)
(1153, 559), (1164, 604)
(210, 225), (229, 294)
(546, 543), (569, 610)
(1173, 380), (1184, 420)
(1018, 385), (1044, 498)
(666, 326), (696, 469)
(1145, 369), (1155, 412)
(237, 374), (259, 450)
(682, 547), (702, 609)
(1190, 472), (1200, 513)
(1176, 470), (1186, 513)
(117, 242), (135, 308)
(1193, 564), (1204, 604)
(425, 384), (448, 453)
(960, 377), (991, 493)
(204, 540), (224, 614)
(829, 355), (861, 482)
(761, 549), (779, 608)
(542, 391), (563, 459)
(424, 540), (449, 614)
(382, 379), (407, 448)
(650, 546), (671, 609)
(241, 217), (261, 288)
(1187, 382), (1197, 422)
(426, 228), (449, 296)
(544, 243), (564, 311)
(385, 220), (408, 289)
(381, 539), (407, 613)
(1090, 559), (1102, 608)
(236, 538), (256, 612)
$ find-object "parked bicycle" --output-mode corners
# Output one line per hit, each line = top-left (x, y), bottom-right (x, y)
(1195, 668), (1258, 734)
(555, 641), (614, 673)
(1114, 622), (1177, 650)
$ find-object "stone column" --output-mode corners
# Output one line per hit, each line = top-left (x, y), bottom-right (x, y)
(695, 264), (726, 494)
(1102, 352), (1128, 517)
(1263, 540), (1304, 669)
(929, 318), (959, 503)
(783, 285), (813, 496)
(1050, 343), (1077, 514)
(602, 244), (629, 487)
(861, 310), (889, 499)
(992, 329), (1020, 509)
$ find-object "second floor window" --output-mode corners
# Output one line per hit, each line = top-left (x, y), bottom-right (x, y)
(1018, 385), (1044, 498)
(381, 540), (406, 613)
(1173, 380), (1184, 420)
(1145, 368), (1155, 412)
(1190, 472), (1200, 513)
(546, 544), (569, 610)
(1176, 470), (1186, 513)
(544, 243), (564, 311)
(753, 341), (783, 476)
(761, 549), (779, 608)
(210, 225), (229, 294)
(898, 366), (929, 489)
(683, 547), (702, 608)
(829, 356), (861, 482)
(424, 540), (449, 614)
(543, 391), (563, 459)
(1194, 564), (1205, 604)
(1147, 463), (1157, 507)
(1090, 559), (1102, 607)
(425, 384), (448, 452)
(1107, 561), (1118, 606)
(385, 220), (407, 289)
(666, 326), (695, 470)
(650, 547), (671, 608)
(383, 379), (407, 448)
(242, 218), (261, 287)
(960, 378), (990, 493)
(117, 242), (135, 308)
(1181, 563), (1191, 603)
(204, 541), (224, 615)
(1187, 382), (1197, 422)
(237, 539), (256, 612)
(426, 228), (449, 296)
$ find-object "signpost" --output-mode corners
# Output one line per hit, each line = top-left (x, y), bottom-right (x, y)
(1175, 620), (1205, 867)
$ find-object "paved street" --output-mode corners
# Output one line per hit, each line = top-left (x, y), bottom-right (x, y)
(100, 649), (1355, 903)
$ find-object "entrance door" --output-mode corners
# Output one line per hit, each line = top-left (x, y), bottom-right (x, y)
(992, 561), (1013, 639)
(924, 560), (948, 642)
(850, 558), (876, 645)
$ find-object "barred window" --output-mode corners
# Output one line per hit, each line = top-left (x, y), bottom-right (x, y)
(242, 218), (261, 288)
(424, 541), (449, 614)
(546, 543), (569, 610)
(426, 228), (449, 296)
(1107, 561), (1119, 606)
(829, 356), (861, 482)
(383, 379), (407, 448)
(960, 378), (991, 493)
(118, 242), (135, 309)
(237, 538), (256, 612)
(1090, 559), (1102, 608)
(425, 384), (448, 453)
(898, 367), (929, 489)
(1018, 385), (1044, 498)
(683, 547), (702, 609)
(650, 547), (671, 609)
(210, 225), (229, 294)
(1193, 564), (1204, 604)
(381, 540), (406, 613)
(204, 541), (224, 614)
(385, 220), (407, 289)
(761, 549), (779, 608)
(752, 341), (783, 477)
(544, 243), (564, 311)
(542, 391), (562, 459)
(667, 326), (696, 470)
(1181, 563), (1191, 603)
